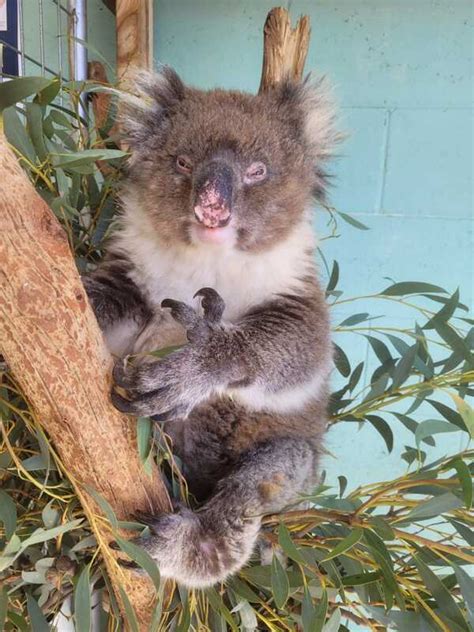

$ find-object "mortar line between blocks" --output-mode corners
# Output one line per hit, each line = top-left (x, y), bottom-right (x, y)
(375, 109), (393, 215)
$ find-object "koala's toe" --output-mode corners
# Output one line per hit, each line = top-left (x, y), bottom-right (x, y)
(194, 287), (225, 323)
(161, 298), (199, 330)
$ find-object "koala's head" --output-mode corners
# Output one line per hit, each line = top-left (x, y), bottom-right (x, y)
(120, 66), (339, 252)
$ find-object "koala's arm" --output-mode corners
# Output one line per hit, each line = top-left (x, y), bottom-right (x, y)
(82, 255), (153, 353)
(111, 284), (332, 419)
(233, 288), (331, 391)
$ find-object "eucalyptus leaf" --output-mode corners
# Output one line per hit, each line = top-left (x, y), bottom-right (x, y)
(74, 566), (92, 632)
(0, 76), (54, 111)
(380, 281), (447, 296)
(414, 555), (468, 630)
(402, 492), (464, 523)
(26, 593), (49, 632)
(115, 536), (161, 590)
(0, 490), (17, 539)
(271, 555), (289, 609)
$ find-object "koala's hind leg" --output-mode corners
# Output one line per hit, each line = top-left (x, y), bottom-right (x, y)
(129, 438), (318, 588)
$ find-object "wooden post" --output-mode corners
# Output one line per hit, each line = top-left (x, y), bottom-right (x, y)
(259, 6), (311, 93)
(0, 133), (171, 630)
(116, 0), (153, 84)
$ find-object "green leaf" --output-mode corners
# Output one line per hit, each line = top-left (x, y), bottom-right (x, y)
(338, 475), (348, 498)
(380, 281), (447, 296)
(348, 362), (364, 392)
(0, 77), (54, 112)
(426, 399), (466, 431)
(206, 587), (239, 631)
(391, 344), (417, 390)
(424, 288), (460, 329)
(26, 593), (49, 632)
(313, 589), (329, 632)
(336, 211), (370, 230)
(3, 107), (36, 162)
(341, 571), (382, 586)
(452, 563), (474, 626)
(366, 415), (394, 453)
(271, 555), (289, 609)
(339, 312), (370, 327)
(21, 519), (83, 549)
(85, 487), (118, 529)
(403, 492), (464, 523)
(117, 586), (139, 632)
(322, 608), (341, 632)
(365, 606), (432, 631)
(369, 516), (395, 541)
(34, 79), (61, 106)
(321, 528), (363, 562)
(434, 322), (474, 367)
(415, 419), (461, 449)
(136, 417), (152, 470)
(231, 599), (258, 631)
(115, 536), (161, 590)
(0, 490), (17, 539)
(25, 103), (48, 162)
(228, 577), (262, 603)
(278, 524), (307, 566)
(450, 458), (472, 510)
(51, 148), (127, 169)
(326, 260), (339, 292)
(449, 394), (474, 439)
(365, 335), (392, 364)
(414, 555), (468, 630)
(302, 586), (317, 631)
(449, 519), (474, 546)
(333, 343), (351, 377)
(0, 586), (8, 632)
(74, 566), (92, 632)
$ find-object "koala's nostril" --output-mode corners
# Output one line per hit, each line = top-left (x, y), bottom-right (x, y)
(194, 206), (231, 228)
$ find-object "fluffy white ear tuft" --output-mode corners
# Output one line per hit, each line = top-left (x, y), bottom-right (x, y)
(299, 75), (342, 163)
(119, 66), (185, 149)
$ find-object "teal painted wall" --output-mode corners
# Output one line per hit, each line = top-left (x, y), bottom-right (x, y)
(153, 1), (473, 488)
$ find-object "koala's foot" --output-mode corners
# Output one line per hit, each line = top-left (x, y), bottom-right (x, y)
(113, 438), (318, 588)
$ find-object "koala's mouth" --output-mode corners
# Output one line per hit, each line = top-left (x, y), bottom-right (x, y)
(190, 220), (236, 247)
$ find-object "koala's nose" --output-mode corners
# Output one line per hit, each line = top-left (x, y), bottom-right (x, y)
(193, 162), (233, 228)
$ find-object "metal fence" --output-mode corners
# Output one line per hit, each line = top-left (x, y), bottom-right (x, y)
(0, 0), (87, 82)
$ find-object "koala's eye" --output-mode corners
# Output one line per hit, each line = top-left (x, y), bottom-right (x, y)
(244, 161), (267, 184)
(176, 155), (193, 175)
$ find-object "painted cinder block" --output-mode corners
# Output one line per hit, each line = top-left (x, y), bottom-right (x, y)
(329, 107), (389, 214)
(382, 108), (474, 218)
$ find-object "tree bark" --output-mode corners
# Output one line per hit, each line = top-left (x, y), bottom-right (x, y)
(259, 6), (311, 93)
(116, 0), (153, 85)
(0, 133), (171, 630)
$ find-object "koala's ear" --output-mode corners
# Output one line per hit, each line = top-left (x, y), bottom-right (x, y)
(269, 75), (342, 200)
(272, 75), (340, 161)
(119, 66), (186, 148)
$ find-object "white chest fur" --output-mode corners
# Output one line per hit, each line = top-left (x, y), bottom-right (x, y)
(112, 205), (316, 321)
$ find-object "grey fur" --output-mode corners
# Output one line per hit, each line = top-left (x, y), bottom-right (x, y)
(84, 67), (337, 588)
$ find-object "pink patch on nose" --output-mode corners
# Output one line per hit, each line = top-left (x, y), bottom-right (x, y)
(194, 181), (231, 228)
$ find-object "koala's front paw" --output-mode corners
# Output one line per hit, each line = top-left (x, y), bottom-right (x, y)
(111, 288), (226, 419)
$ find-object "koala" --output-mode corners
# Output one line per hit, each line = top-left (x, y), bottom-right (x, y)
(83, 66), (338, 588)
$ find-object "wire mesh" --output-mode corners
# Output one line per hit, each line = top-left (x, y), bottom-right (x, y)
(0, 0), (87, 82)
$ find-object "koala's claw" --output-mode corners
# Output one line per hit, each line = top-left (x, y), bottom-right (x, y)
(161, 298), (200, 330)
(194, 287), (225, 323)
(112, 361), (132, 389)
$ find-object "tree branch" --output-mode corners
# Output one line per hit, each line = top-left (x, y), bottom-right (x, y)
(0, 133), (171, 630)
(259, 6), (311, 93)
